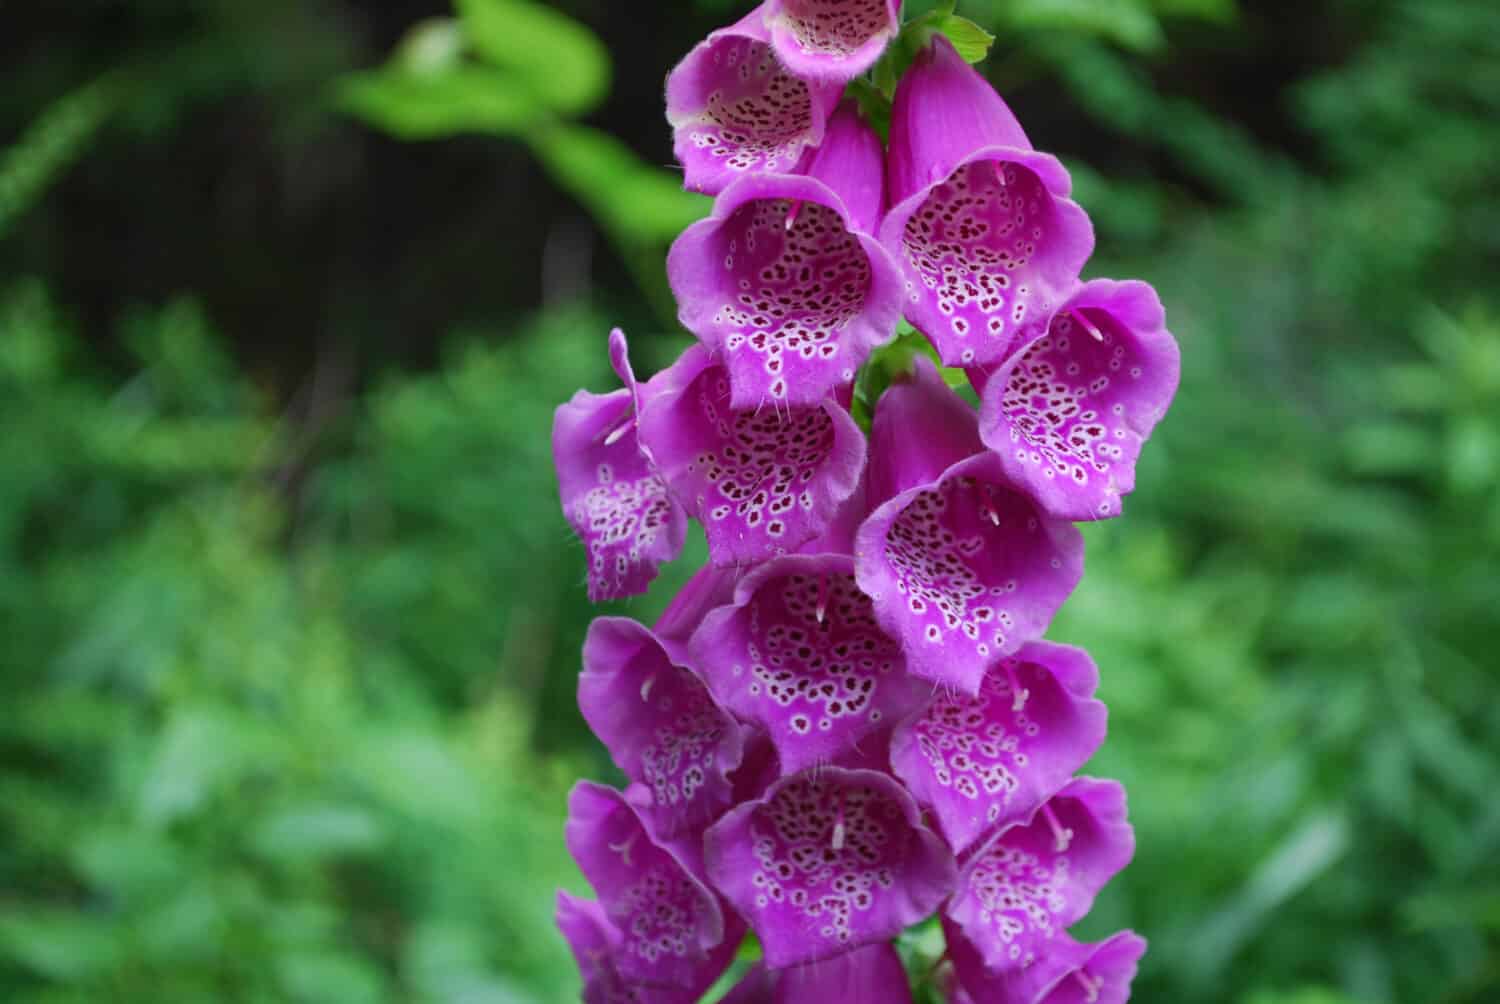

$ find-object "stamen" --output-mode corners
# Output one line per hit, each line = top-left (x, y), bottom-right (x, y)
(1002, 661), (1029, 713)
(1041, 803), (1073, 853)
(1069, 308), (1105, 342)
(608, 832), (639, 866)
(640, 674), (656, 702)
(785, 199), (803, 231)
(602, 413), (634, 446)
(1074, 969), (1102, 1003)
(982, 506), (1001, 526)
(815, 574), (831, 625)
(991, 160), (1007, 187)
(831, 786), (847, 851)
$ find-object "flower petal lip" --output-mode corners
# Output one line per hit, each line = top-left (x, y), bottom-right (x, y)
(688, 551), (929, 776)
(564, 781), (731, 989)
(977, 278), (1181, 521)
(721, 942), (915, 1003)
(944, 918), (1146, 1004)
(668, 170), (904, 409)
(703, 766), (957, 969)
(552, 333), (688, 602)
(945, 776), (1135, 974)
(637, 345), (868, 568)
(579, 617), (748, 837)
(666, 7), (843, 196)
(881, 36), (1094, 370)
(764, 0), (902, 83)
(557, 891), (703, 1004)
(889, 640), (1108, 854)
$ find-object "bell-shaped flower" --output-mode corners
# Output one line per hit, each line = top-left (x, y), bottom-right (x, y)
(976, 280), (1180, 520)
(667, 9), (843, 195)
(945, 778), (1134, 974)
(565, 781), (742, 991)
(889, 642), (1107, 854)
(652, 563), (743, 654)
(556, 891), (702, 1004)
(637, 345), (866, 567)
(944, 921), (1147, 1004)
(579, 617), (749, 837)
(764, 0), (902, 83)
(719, 942), (914, 1003)
(881, 36), (1093, 370)
(690, 552), (931, 775)
(854, 359), (1084, 695)
(704, 766), (956, 967)
(669, 101), (905, 407)
(553, 330), (688, 601)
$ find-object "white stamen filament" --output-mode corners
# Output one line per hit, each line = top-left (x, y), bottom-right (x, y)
(1074, 969), (1102, 1003)
(1070, 308), (1105, 342)
(640, 674), (656, 702)
(608, 832), (639, 866)
(982, 506), (1001, 526)
(785, 200), (803, 231)
(831, 820), (846, 851)
(1042, 803), (1074, 853)
(991, 160), (1007, 187)
(603, 414), (634, 446)
(815, 574), (830, 625)
(1003, 662), (1029, 713)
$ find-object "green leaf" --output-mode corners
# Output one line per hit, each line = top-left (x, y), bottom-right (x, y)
(456, 0), (610, 117)
(935, 14), (997, 63)
(529, 124), (709, 245)
(335, 66), (537, 140)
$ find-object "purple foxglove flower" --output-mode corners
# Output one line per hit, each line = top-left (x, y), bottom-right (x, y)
(637, 345), (866, 566)
(556, 891), (701, 1004)
(689, 552), (930, 775)
(881, 36), (1094, 370)
(653, 563), (743, 653)
(944, 921), (1146, 1004)
(704, 766), (956, 968)
(719, 942), (914, 1003)
(668, 101), (905, 408)
(975, 280), (1180, 521)
(889, 641), (1107, 854)
(667, 9), (843, 196)
(946, 778), (1135, 974)
(854, 359), (1084, 694)
(565, 781), (741, 990)
(579, 617), (749, 836)
(764, 0), (902, 83)
(553, 330), (688, 602)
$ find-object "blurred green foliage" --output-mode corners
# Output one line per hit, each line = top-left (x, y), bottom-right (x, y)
(2, 0), (1498, 1002)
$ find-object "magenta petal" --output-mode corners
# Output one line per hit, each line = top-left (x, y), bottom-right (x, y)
(638, 348), (867, 566)
(690, 553), (930, 775)
(854, 451), (1084, 695)
(565, 781), (737, 989)
(890, 641), (1107, 854)
(803, 99), (888, 236)
(945, 921), (1146, 1004)
(882, 39), (1092, 370)
(579, 618), (748, 836)
(553, 335), (689, 602)
(946, 778), (1135, 974)
(666, 10), (843, 196)
(654, 563), (743, 650)
(977, 279), (1181, 520)
(704, 766), (956, 968)
(669, 172), (904, 408)
(723, 943), (915, 1003)
(765, 0), (901, 83)
(556, 892), (700, 1004)
(868, 356), (986, 507)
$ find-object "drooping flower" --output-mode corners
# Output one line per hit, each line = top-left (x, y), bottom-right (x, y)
(889, 641), (1107, 854)
(881, 36), (1093, 370)
(763, 0), (902, 83)
(944, 922), (1147, 1004)
(689, 552), (930, 775)
(667, 9), (843, 196)
(720, 942), (914, 1003)
(637, 345), (866, 567)
(945, 778), (1134, 974)
(854, 358), (1084, 695)
(669, 100), (905, 407)
(553, 330), (688, 601)
(556, 891), (700, 1004)
(704, 766), (956, 968)
(579, 617), (749, 837)
(973, 279), (1180, 521)
(565, 782), (742, 991)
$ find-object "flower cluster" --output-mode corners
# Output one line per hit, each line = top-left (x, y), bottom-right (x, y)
(552, 4), (1179, 1002)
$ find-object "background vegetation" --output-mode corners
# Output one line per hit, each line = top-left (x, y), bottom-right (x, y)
(3, 1), (1497, 1001)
